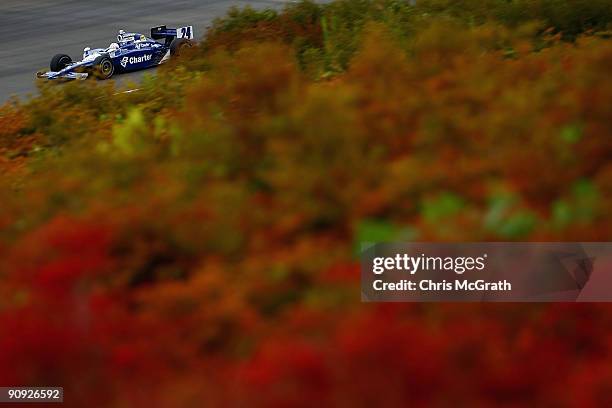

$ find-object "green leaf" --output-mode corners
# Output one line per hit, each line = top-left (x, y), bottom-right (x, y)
(422, 192), (464, 223)
(560, 123), (582, 144)
(552, 200), (572, 228)
(355, 218), (417, 253)
(497, 211), (536, 238)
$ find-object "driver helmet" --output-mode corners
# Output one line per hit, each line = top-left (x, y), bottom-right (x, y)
(109, 42), (119, 51)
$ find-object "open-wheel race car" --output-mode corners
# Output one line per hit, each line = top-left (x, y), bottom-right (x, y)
(36, 25), (195, 80)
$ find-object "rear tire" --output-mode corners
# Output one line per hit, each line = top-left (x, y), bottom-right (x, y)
(93, 56), (114, 80)
(170, 38), (193, 57)
(50, 54), (72, 71)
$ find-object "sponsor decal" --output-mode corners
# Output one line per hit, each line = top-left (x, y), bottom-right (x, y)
(120, 54), (152, 68)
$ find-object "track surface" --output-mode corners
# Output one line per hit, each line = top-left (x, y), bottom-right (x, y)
(0, 0), (284, 103)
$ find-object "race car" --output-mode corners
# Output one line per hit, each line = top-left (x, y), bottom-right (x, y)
(36, 25), (195, 80)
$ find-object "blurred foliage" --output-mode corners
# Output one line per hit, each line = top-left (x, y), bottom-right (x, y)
(1, 0), (612, 406)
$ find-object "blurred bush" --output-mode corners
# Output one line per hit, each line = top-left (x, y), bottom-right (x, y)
(1, 0), (612, 406)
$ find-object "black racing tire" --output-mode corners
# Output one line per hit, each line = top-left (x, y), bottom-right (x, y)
(93, 55), (115, 80)
(170, 38), (194, 57)
(50, 54), (72, 71)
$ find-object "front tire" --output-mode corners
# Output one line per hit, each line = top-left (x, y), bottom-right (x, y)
(93, 56), (114, 80)
(50, 54), (72, 71)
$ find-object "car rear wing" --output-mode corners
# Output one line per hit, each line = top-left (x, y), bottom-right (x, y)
(151, 25), (194, 45)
